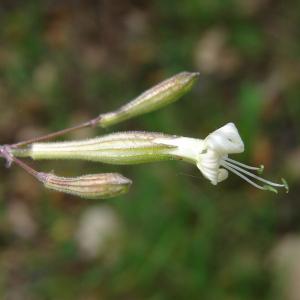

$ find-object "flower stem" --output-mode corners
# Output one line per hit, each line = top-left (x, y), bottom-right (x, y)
(0, 145), (46, 181)
(11, 117), (101, 149)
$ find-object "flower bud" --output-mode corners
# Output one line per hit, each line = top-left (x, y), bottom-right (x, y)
(41, 172), (132, 199)
(99, 72), (199, 127)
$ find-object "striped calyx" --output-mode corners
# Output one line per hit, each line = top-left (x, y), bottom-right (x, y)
(13, 132), (178, 164)
(41, 172), (132, 199)
(99, 72), (199, 127)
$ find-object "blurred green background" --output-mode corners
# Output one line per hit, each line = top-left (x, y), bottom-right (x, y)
(0, 1), (300, 299)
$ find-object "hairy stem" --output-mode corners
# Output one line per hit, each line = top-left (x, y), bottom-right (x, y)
(0, 145), (46, 181)
(11, 117), (101, 148)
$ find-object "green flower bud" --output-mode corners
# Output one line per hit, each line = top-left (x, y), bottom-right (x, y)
(41, 172), (132, 199)
(98, 72), (199, 127)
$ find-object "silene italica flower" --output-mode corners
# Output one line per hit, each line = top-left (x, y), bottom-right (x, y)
(11, 123), (288, 193)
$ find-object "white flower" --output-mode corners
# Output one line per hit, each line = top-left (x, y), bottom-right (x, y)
(12, 122), (288, 193)
(157, 123), (288, 192)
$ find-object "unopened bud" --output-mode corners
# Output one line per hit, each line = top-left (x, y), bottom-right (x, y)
(41, 172), (132, 199)
(99, 71), (199, 127)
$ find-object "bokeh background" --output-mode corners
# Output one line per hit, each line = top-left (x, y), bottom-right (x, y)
(0, 1), (300, 299)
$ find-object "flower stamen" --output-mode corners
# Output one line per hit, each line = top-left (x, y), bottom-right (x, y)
(224, 157), (263, 172)
(221, 159), (287, 193)
(220, 162), (267, 190)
